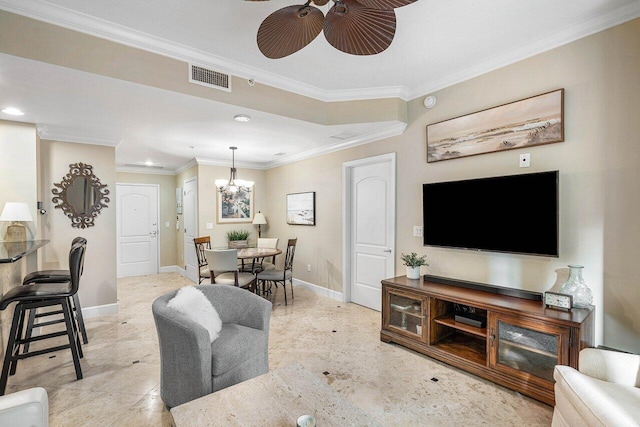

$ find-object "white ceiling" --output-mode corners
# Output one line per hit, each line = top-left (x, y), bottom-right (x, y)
(1, 0), (639, 172)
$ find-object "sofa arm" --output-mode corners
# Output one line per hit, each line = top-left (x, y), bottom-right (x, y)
(580, 348), (640, 387)
(152, 293), (213, 408)
(0, 387), (48, 427)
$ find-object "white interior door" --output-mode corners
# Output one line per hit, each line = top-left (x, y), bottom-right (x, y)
(343, 153), (396, 311)
(183, 177), (198, 283)
(116, 184), (159, 278)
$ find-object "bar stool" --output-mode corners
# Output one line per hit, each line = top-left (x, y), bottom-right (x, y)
(0, 242), (86, 395)
(22, 237), (88, 347)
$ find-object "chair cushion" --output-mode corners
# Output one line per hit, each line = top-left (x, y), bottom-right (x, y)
(0, 282), (73, 310)
(214, 273), (255, 288)
(211, 324), (267, 376)
(260, 262), (276, 271)
(167, 286), (222, 342)
(257, 269), (291, 281)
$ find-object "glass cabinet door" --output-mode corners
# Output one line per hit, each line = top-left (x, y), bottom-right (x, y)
(489, 314), (570, 385)
(385, 290), (426, 339)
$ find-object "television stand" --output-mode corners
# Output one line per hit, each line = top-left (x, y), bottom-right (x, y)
(381, 275), (594, 405)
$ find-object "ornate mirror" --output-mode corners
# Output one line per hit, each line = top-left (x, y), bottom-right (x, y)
(52, 162), (110, 228)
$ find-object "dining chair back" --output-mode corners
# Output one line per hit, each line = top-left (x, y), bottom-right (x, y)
(257, 238), (279, 270)
(204, 249), (257, 291)
(194, 236), (212, 284)
(284, 238), (297, 271)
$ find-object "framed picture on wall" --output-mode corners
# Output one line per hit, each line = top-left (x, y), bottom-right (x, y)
(286, 192), (315, 226)
(217, 188), (254, 223)
(427, 89), (564, 162)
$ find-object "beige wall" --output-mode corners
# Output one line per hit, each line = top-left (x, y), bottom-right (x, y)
(116, 172), (178, 268)
(265, 19), (640, 352)
(39, 140), (117, 309)
(0, 120), (38, 239)
(175, 165), (198, 268)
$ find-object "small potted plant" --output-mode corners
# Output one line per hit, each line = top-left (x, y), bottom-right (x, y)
(401, 252), (428, 279)
(227, 230), (251, 249)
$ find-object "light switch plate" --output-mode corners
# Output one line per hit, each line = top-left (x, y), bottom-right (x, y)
(413, 226), (423, 237)
(165, 221), (170, 228)
(206, 222), (213, 230)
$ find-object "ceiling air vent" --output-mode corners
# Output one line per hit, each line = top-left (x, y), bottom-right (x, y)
(189, 64), (231, 92)
(330, 131), (358, 140)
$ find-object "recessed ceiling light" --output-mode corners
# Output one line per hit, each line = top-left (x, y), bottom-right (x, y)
(144, 160), (154, 166)
(234, 114), (251, 122)
(2, 107), (24, 116)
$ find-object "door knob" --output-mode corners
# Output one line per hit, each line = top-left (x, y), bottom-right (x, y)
(383, 248), (392, 253)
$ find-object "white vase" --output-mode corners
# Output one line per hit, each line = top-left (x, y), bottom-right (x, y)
(406, 266), (421, 279)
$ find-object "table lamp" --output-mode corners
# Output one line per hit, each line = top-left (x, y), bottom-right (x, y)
(0, 202), (33, 242)
(252, 211), (267, 238)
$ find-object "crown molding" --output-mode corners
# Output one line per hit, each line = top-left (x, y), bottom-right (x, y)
(116, 166), (176, 176)
(175, 121), (407, 173)
(194, 157), (267, 170)
(407, 1), (640, 100)
(174, 158), (199, 175)
(36, 125), (121, 146)
(264, 121), (407, 169)
(0, 0), (408, 102)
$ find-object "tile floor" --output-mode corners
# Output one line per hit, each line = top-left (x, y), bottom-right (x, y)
(4, 273), (552, 426)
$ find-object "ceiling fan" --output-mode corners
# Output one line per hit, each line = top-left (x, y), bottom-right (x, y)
(247, 0), (418, 59)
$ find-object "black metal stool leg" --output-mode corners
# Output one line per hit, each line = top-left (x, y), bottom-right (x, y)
(72, 293), (88, 344)
(1, 304), (24, 395)
(10, 306), (28, 376)
(23, 308), (36, 353)
(61, 299), (82, 380)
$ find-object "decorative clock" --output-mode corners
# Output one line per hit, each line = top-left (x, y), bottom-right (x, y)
(544, 291), (573, 310)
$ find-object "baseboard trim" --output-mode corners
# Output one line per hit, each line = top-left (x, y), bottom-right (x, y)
(293, 278), (344, 302)
(82, 302), (119, 318)
(159, 265), (180, 274)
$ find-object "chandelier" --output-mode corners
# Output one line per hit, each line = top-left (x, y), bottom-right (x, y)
(249, 0), (418, 59)
(215, 147), (254, 193)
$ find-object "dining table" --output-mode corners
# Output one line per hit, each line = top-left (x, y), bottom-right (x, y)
(234, 247), (282, 274)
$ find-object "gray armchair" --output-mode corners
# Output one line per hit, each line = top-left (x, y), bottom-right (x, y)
(152, 284), (272, 408)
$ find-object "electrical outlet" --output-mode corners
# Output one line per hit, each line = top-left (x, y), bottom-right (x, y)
(165, 221), (170, 228)
(520, 153), (531, 168)
(413, 226), (423, 237)
(307, 264), (311, 272)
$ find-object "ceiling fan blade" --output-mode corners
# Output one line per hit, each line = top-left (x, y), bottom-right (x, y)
(353, 0), (417, 10)
(324, 0), (396, 55)
(257, 5), (324, 59)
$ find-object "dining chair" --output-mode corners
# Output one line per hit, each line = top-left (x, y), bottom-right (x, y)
(204, 249), (257, 292)
(256, 238), (279, 271)
(194, 236), (212, 284)
(256, 238), (297, 304)
(21, 237), (88, 349)
(0, 241), (86, 395)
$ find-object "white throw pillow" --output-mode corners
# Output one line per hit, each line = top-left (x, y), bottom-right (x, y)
(167, 286), (223, 342)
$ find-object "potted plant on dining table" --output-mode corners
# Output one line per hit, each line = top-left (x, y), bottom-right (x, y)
(227, 230), (251, 249)
(401, 252), (428, 279)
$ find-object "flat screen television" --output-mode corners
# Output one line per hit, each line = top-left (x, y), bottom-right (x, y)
(422, 171), (559, 257)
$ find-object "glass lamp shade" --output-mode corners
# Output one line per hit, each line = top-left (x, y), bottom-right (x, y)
(253, 212), (267, 225)
(0, 202), (33, 222)
(215, 168), (254, 193)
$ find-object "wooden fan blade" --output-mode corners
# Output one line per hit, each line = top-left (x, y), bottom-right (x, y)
(257, 5), (324, 59)
(324, 0), (396, 55)
(353, 0), (417, 10)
